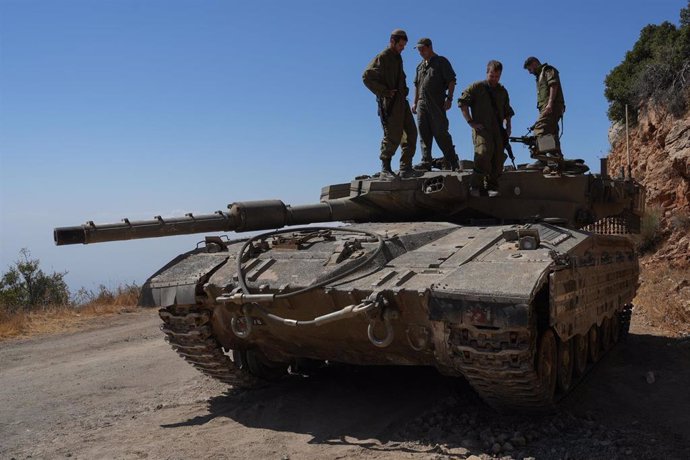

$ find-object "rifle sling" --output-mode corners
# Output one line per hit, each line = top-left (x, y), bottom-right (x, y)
(484, 82), (505, 134)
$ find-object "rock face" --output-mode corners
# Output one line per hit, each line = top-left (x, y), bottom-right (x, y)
(608, 103), (690, 268)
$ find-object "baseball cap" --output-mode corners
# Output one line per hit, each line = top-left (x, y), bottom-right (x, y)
(415, 38), (432, 48)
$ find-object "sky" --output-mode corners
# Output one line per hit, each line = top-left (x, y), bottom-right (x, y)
(1, 0), (686, 293)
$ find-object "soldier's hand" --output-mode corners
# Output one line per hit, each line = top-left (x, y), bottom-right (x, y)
(412, 102), (417, 114)
(444, 99), (452, 111)
(542, 103), (553, 115)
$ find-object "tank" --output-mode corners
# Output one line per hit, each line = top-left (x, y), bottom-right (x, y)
(54, 160), (644, 411)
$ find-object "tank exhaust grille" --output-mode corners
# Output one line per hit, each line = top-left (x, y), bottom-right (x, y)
(581, 210), (640, 235)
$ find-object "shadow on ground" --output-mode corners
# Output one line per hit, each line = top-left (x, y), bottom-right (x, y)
(164, 332), (690, 459)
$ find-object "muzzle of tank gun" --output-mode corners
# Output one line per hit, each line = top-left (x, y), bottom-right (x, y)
(54, 226), (88, 245)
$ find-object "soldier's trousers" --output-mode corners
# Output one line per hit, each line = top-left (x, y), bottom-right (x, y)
(533, 108), (563, 151)
(380, 100), (417, 167)
(472, 129), (506, 190)
(417, 102), (457, 165)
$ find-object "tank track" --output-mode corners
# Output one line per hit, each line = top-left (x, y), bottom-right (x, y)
(450, 331), (552, 411)
(450, 308), (634, 411)
(158, 304), (259, 389)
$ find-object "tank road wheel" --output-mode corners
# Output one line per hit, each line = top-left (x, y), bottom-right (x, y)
(601, 317), (612, 351)
(610, 313), (621, 344)
(233, 349), (289, 381)
(537, 329), (558, 402)
(557, 337), (574, 393)
(588, 325), (601, 363)
(573, 334), (588, 376)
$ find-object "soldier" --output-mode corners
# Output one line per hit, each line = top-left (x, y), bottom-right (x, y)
(458, 60), (514, 197)
(412, 37), (459, 171)
(363, 29), (418, 179)
(523, 56), (565, 156)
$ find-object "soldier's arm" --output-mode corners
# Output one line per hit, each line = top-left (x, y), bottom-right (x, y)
(445, 80), (456, 110)
(458, 84), (480, 128)
(460, 103), (483, 131)
(542, 68), (559, 114)
(543, 84), (558, 114)
(362, 56), (389, 97)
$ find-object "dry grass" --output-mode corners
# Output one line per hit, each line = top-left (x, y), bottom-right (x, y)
(633, 261), (690, 335)
(0, 286), (141, 341)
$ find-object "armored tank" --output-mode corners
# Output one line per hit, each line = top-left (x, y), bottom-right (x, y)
(54, 159), (644, 410)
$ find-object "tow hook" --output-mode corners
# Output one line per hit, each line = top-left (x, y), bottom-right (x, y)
(367, 295), (399, 348)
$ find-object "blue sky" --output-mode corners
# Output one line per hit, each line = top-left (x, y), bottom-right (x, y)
(0, 0), (686, 292)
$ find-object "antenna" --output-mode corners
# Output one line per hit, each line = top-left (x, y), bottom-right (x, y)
(625, 104), (631, 179)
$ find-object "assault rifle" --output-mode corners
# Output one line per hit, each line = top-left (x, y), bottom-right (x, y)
(508, 135), (537, 148)
(501, 128), (516, 169)
(509, 133), (588, 175)
(509, 133), (559, 162)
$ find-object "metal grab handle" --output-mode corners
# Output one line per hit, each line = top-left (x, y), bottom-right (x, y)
(367, 317), (394, 348)
(230, 314), (252, 339)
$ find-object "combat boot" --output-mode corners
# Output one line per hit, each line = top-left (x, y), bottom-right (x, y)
(413, 158), (432, 171)
(399, 167), (423, 178)
(399, 162), (423, 178)
(380, 159), (396, 179)
(450, 156), (460, 172)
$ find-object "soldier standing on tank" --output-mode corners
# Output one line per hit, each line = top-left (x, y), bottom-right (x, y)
(523, 56), (565, 160)
(458, 60), (514, 197)
(363, 29), (418, 179)
(411, 38), (460, 171)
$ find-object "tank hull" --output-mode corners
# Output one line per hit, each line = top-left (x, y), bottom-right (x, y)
(147, 221), (638, 410)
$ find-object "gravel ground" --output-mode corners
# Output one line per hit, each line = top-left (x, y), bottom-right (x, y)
(1, 308), (689, 459)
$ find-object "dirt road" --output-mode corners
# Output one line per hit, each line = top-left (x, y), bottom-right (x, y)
(1, 309), (689, 459)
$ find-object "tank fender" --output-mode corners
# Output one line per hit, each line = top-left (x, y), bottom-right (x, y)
(139, 251), (230, 307)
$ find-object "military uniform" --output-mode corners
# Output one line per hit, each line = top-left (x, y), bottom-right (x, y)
(458, 81), (514, 190)
(532, 63), (565, 148)
(414, 55), (458, 169)
(363, 48), (417, 170)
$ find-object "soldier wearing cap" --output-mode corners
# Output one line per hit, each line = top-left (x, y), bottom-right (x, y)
(458, 60), (514, 197)
(412, 37), (459, 171)
(363, 29), (418, 179)
(523, 57), (565, 155)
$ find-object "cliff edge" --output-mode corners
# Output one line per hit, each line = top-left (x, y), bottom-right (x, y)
(608, 104), (690, 268)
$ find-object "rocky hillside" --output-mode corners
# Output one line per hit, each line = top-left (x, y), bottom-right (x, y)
(608, 104), (690, 268)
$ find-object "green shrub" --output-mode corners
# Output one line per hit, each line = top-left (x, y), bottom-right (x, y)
(605, 2), (690, 123)
(0, 249), (70, 314)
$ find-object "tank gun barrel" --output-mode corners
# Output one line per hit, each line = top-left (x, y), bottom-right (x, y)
(54, 199), (372, 245)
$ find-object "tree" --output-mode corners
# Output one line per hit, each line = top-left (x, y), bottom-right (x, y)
(681, 1), (690, 28)
(605, 5), (690, 123)
(0, 249), (70, 313)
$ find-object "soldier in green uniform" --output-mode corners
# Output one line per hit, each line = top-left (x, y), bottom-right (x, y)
(412, 37), (459, 171)
(363, 29), (418, 179)
(458, 60), (514, 197)
(523, 56), (565, 154)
